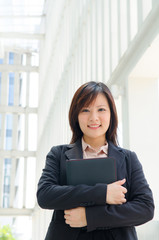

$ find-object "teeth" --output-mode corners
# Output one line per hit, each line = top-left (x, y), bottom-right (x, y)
(89, 125), (100, 127)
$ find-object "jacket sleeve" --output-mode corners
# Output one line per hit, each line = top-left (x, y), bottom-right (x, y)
(37, 146), (107, 210)
(85, 151), (154, 232)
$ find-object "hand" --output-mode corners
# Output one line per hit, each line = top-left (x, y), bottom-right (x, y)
(64, 207), (87, 228)
(106, 178), (127, 205)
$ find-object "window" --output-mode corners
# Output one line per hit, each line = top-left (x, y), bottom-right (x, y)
(8, 52), (14, 65)
(8, 73), (15, 106)
(5, 114), (13, 150)
(0, 72), (1, 104)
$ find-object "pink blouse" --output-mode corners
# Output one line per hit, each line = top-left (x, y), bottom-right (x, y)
(81, 138), (108, 159)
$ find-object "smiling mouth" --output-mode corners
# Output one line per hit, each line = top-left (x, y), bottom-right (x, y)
(88, 125), (101, 129)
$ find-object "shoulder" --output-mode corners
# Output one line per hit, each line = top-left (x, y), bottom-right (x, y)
(47, 143), (74, 157)
(116, 145), (142, 170)
(119, 146), (137, 158)
(109, 141), (140, 167)
(51, 143), (72, 151)
(111, 142), (137, 158)
(109, 141), (136, 157)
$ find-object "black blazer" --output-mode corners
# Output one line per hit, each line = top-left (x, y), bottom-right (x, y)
(37, 139), (154, 240)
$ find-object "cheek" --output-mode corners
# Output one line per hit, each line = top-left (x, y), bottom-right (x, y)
(78, 114), (87, 124)
(78, 121), (86, 134)
(102, 114), (111, 125)
(78, 116), (85, 129)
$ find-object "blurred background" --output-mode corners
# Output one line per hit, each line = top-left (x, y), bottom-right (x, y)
(0, 0), (159, 239)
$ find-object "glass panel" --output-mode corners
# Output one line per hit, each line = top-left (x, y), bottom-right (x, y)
(18, 114), (25, 150)
(31, 53), (39, 67)
(5, 114), (13, 150)
(8, 72), (15, 106)
(28, 114), (37, 151)
(0, 72), (1, 104)
(26, 157), (36, 208)
(0, 0), (45, 54)
(19, 72), (27, 107)
(8, 52), (14, 65)
(0, 114), (1, 143)
(21, 54), (27, 66)
(3, 158), (11, 208)
(14, 157), (24, 208)
(29, 72), (38, 107)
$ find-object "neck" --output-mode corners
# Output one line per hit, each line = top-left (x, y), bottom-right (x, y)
(83, 136), (107, 150)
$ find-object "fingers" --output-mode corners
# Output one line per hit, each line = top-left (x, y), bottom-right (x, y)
(64, 207), (87, 228)
(116, 178), (126, 185)
(122, 186), (127, 194)
(117, 192), (127, 205)
(106, 178), (128, 205)
(121, 193), (127, 203)
(64, 210), (70, 215)
(64, 215), (72, 226)
(64, 214), (70, 220)
(116, 178), (127, 194)
(64, 210), (71, 225)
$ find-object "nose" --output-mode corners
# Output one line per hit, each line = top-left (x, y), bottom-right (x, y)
(89, 111), (98, 121)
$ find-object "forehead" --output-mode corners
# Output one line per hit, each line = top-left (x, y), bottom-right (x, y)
(84, 93), (109, 107)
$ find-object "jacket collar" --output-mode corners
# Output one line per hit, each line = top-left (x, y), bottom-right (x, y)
(108, 141), (125, 168)
(65, 139), (83, 160)
(65, 139), (125, 167)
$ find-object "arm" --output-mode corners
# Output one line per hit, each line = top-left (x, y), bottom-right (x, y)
(63, 179), (127, 228)
(85, 151), (154, 231)
(37, 146), (107, 210)
(64, 207), (87, 228)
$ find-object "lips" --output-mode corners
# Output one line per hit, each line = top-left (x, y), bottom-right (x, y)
(88, 124), (101, 129)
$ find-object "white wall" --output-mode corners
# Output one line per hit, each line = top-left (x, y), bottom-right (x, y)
(128, 76), (159, 238)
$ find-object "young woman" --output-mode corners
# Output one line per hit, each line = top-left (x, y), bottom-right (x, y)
(37, 81), (154, 240)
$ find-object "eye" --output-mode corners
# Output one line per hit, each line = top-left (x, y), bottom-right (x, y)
(98, 108), (106, 112)
(81, 108), (89, 112)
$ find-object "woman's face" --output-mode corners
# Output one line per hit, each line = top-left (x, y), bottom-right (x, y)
(78, 93), (111, 145)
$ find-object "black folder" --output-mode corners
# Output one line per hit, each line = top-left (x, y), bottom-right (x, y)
(66, 157), (117, 186)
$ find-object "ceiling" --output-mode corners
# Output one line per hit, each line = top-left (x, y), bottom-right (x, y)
(0, 0), (45, 56)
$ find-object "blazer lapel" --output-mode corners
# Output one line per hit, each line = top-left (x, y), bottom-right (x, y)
(60, 139), (83, 185)
(108, 141), (125, 179)
(65, 139), (83, 160)
(65, 140), (125, 164)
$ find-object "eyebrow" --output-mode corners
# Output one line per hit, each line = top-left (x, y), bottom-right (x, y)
(83, 105), (107, 108)
(96, 105), (107, 107)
